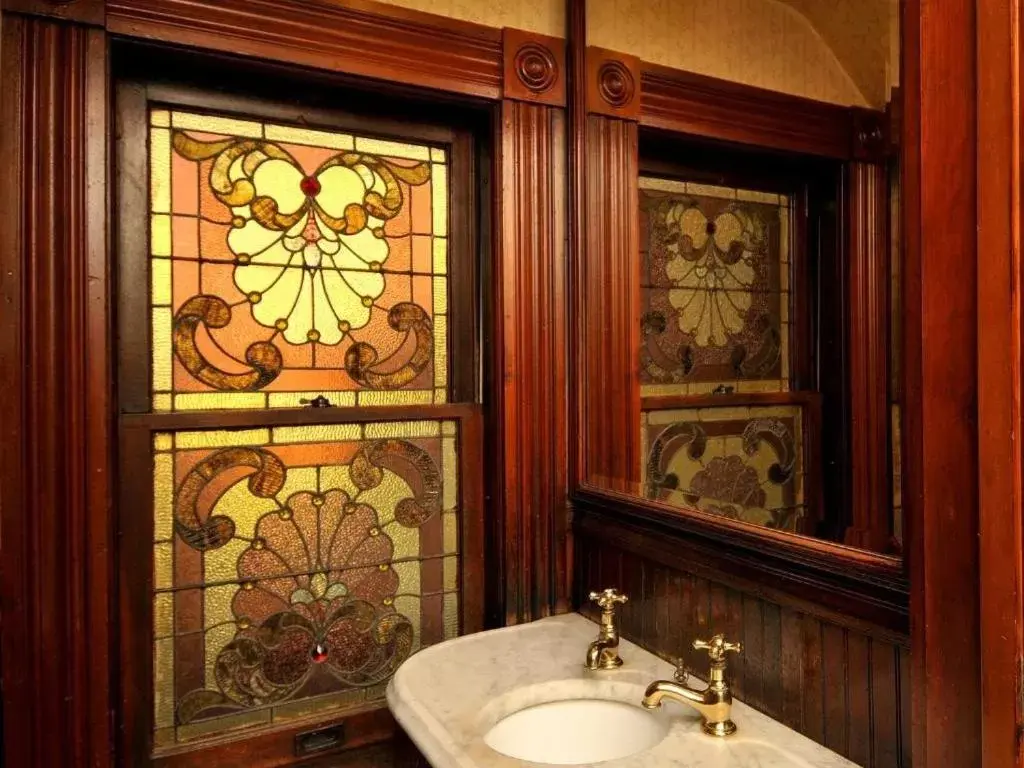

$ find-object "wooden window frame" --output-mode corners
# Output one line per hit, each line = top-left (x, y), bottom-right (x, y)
(113, 71), (487, 766)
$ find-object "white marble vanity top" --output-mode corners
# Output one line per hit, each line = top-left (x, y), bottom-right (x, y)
(387, 613), (859, 768)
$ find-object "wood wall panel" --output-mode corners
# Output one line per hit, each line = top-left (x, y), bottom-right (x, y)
(576, 527), (911, 767)
(903, 0), (983, 764)
(0, 14), (113, 768)
(846, 162), (892, 552)
(976, 0), (1024, 765)
(581, 114), (640, 485)
(493, 98), (570, 624)
(105, 0), (504, 99)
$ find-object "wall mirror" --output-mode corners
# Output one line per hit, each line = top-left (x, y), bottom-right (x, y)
(576, 0), (904, 560)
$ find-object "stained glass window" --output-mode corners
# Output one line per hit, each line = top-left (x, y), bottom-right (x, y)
(641, 406), (807, 532)
(152, 420), (460, 747)
(149, 109), (450, 411)
(639, 177), (791, 397)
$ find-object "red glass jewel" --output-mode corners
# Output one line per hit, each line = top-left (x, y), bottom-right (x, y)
(311, 643), (329, 663)
(300, 176), (321, 197)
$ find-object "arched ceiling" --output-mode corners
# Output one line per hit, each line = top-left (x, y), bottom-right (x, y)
(778, 0), (898, 107)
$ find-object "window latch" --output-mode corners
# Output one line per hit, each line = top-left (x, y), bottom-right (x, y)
(300, 395), (334, 408)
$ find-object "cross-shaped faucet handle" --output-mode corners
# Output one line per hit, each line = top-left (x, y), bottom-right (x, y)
(692, 634), (743, 662)
(588, 588), (628, 611)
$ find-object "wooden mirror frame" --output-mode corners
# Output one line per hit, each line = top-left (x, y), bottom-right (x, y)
(567, 0), (907, 634)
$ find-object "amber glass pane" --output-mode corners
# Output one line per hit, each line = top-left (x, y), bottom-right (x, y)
(639, 177), (791, 397)
(151, 420), (460, 748)
(149, 109), (450, 411)
(641, 405), (806, 532)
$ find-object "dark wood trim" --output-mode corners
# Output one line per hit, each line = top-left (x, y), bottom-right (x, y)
(573, 503), (907, 644)
(585, 46), (641, 121)
(502, 28), (566, 107)
(0, 15), (114, 768)
(581, 114), (641, 485)
(904, 0), (983, 764)
(641, 390), (820, 411)
(574, 486), (907, 632)
(492, 98), (569, 624)
(567, 0), (586, 490)
(640, 62), (883, 161)
(845, 162), (892, 552)
(977, 0), (1024, 765)
(2, 0), (105, 24)
(106, 0), (505, 100)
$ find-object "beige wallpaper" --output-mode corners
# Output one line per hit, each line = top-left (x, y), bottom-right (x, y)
(588, 0), (896, 107)
(376, 0), (564, 38)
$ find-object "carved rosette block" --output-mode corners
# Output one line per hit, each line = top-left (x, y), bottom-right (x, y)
(502, 28), (566, 106)
(586, 47), (641, 120)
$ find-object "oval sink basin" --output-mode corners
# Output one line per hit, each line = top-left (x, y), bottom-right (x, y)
(483, 699), (669, 765)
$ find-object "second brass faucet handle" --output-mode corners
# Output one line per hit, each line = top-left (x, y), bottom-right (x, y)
(589, 588), (628, 611)
(693, 634), (743, 662)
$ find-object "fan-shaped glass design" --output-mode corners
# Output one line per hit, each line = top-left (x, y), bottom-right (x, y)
(640, 177), (792, 397)
(151, 420), (461, 747)
(149, 109), (450, 411)
(641, 406), (806, 532)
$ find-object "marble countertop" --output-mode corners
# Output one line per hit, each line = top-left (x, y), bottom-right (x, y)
(387, 613), (859, 768)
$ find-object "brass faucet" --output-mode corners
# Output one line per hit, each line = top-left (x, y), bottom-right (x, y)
(641, 634), (743, 737)
(584, 588), (628, 670)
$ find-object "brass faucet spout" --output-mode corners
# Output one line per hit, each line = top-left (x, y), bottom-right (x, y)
(640, 634), (742, 737)
(585, 637), (617, 670)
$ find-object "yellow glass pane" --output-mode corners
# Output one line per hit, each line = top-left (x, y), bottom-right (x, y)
(154, 638), (174, 729)
(432, 163), (448, 236)
(151, 258), (171, 306)
(172, 111), (263, 138)
(153, 393), (172, 412)
(271, 424), (362, 444)
(443, 593), (459, 639)
(432, 237), (448, 275)
(443, 555), (458, 591)
(174, 393), (267, 411)
(364, 420), (440, 440)
(150, 128), (171, 214)
(353, 136), (430, 161)
(151, 214), (171, 257)
(175, 429), (270, 449)
(264, 124), (354, 149)
(154, 453), (174, 541)
(443, 511), (458, 552)
(153, 592), (174, 637)
(443, 436), (458, 510)
(434, 388), (448, 404)
(153, 433), (173, 452)
(433, 314), (448, 388)
(430, 147), (446, 163)
(150, 109), (171, 128)
(433, 276), (448, 315)
(152, 307), (173, 392)
(357, 390), (433, 407)
(153, 542), (172, 591)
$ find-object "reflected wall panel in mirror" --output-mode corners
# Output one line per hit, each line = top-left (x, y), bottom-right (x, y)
(579, 0), (902, 558)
